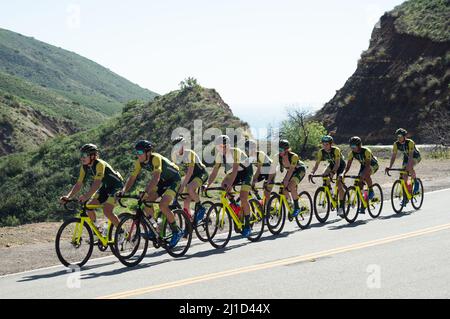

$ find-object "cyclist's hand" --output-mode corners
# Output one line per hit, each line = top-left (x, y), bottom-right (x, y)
(115, 190), (125, 198)
(60, 196), (70, 204)
(78, 195), (89, 203)
(384, 167), (390, 175)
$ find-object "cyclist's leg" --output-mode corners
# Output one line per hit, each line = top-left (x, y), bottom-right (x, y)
(100, 184), (122, 227)
(323, 165), (332, 187)
(86, 197), (101, 223)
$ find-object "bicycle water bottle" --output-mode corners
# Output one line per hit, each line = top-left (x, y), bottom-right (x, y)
(407, 182), (412, 194)
(102, 222), (109, 237)
(364, 190), (368, 203)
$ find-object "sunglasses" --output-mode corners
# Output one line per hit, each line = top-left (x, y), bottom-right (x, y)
(135, 149), (146, 155)
(350, 144), (358, 149)
(80, 153), (90, 158)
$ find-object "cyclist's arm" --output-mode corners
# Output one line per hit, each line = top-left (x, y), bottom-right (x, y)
(252, 165), (262, 187)
(226, 163), (239, 191)
(311, 151), (321, 175)
(182, 165), (195, 189)
(83, 179), (102, 200)
(388, 143), (397, 169)
(64, 166), (85, 199)
(344, 158), (353, 176)
(121, 160), (141, 193)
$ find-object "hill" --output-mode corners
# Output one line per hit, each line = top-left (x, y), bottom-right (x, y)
(315, 0), (450, 144)
(0, 28), (158, 155)
(0, 85), (248, 226)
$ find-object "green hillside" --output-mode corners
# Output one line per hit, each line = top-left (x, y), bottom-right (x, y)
(0, 85), (248, 226)
(0, 28), (158, 116)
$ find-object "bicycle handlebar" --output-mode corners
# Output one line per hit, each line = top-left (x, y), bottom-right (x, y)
(385, 168), (409, 177)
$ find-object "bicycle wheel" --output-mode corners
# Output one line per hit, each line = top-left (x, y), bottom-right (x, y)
(194, 201), (214, 242)
(266, 193), (286, 235)
(206, 203), (232, 249)
(368, 184), (384, 218)
(162, 209), (193, 258)
(314, 187), (330, 223)
(391, 180), (405, 214)
(295, 191), (313, 229)
(411, 178), (424, 210)
(343, 186), (359, 224)
(55, 218), (94, 268)
(114, 215), (149, 267)
(248, 199), (265, 242)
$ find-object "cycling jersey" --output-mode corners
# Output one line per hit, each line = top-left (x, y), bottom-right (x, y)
(77, 159), (124, 205)
(77, 159), (123, 189)
(393, 139), (421, 160)
(249, 151), (273, 175)
(131, 153), (180, 182)
(275, 151), (307, 185)
(214, 147), (251, 173)
(172, 149), (208, 188)
(348, 147), (378, 167)
(316, 147), (345, 167)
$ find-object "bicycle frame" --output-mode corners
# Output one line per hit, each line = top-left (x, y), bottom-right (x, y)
(317, 177), (341, 208)
(388, 170), (416, 201)
(73, 204), (112, 247)
(345, 177), (369, 209)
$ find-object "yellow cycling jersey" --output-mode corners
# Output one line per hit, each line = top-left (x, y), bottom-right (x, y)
(77, 159), (123, 187)
(214, 147), (250, 173)
(316, 146), (344, 166)
(348, 147), (378, 166)
(393, 139), (421, 159)
(131, 153), (180, 181)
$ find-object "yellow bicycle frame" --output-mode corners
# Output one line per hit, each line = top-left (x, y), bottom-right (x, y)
(317, 177), (341, 208)
(346, 178), (376, 209)
(72, 204), (112, 247)
(394, 171), (417, 201)
(216, 191), (263, 231)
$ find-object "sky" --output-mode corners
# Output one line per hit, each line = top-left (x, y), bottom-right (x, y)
(0, 0), (405, 129)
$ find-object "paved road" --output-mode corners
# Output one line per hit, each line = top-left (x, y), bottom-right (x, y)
(1, 189), (450, 299)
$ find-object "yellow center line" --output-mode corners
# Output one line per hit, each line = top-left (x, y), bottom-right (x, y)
(97, 223), (450, 299)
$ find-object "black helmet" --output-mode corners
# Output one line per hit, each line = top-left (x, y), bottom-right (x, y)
(215, 135), (230, 146)
(135, 140), (153, 151)
(171, 136), (186, 146)
(395, 128), (408, 137)
(321, 135), (334, 143)
(244, 139), (257, 152)
(349, 136), (362, 146)
(279, 139), (290, 150)
(80, 144), (99, 154)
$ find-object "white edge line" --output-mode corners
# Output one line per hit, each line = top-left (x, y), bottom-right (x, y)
(1, 186), (449, 279)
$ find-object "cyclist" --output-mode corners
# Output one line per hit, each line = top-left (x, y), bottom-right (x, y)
(117, 140), (184, 248)
(245, 139), (276, 207)
(274, 139), (307, 218)
(171, 136), (209, 226)
(309, 135), (347, 217)
(385, 128), (421, 198)
(343, 137), (379, 214)
(60, 144), (124, 228)
(206, 135), (253, 238)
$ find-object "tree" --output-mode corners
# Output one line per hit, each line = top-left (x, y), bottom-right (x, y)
(280, 107), (327, 159)
(179, 77), (200, 90)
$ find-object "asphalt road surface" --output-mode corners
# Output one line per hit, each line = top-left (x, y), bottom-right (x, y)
(1, 188), (449, 299)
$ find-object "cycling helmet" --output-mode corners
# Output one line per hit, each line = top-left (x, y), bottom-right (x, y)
(80, 144), (99, 154)
(349, 136), (362, 146)
(321, 135), (334, 143)
(395, 128), (408, 137)
(135, 140), (153, 151)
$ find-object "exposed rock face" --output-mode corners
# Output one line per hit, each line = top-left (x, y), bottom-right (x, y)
(316, 10), (450, 144)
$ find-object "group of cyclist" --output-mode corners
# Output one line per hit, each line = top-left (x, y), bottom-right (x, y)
(60, 127), (421, 248)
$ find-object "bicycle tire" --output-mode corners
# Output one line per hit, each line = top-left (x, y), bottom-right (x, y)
(367, 184), (383, 218)
(391, 180), (405, 214)
(295, 191), (313, 229)
(206, 203), (232, 249)
(314, 187), (330, 223)
(55, 218), (94, 268)
(114, 215), (149, 267)
(411, 178), (424, 210)
(266, 193), (286, 235)
(248, 199), (265, 242)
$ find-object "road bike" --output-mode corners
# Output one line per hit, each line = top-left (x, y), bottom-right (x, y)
(386, 168), (424, 213)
